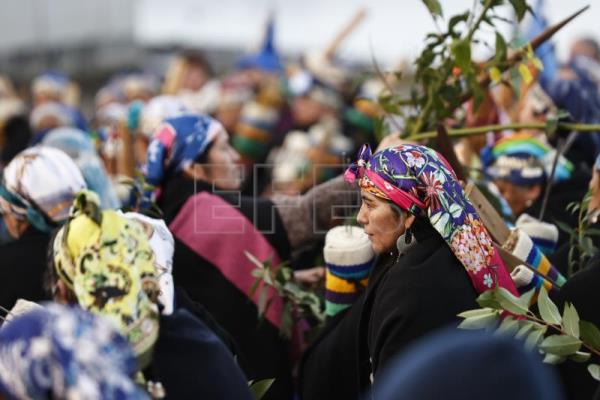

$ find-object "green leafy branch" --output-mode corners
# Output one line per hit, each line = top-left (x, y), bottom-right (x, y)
(403, 121), (600, 141)
(459, 286), (600, 380)
(388, 0), (535, 137)
(246, 251), (325, 341)
(557, 190), (600, 277)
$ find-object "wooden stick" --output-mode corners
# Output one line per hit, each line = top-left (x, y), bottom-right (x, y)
(435, 125), (555, 287)
(324, 8), (368, 60)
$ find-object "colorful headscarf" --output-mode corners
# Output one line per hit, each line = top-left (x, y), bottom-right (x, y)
(42, 127), (121, 209)
(121, 211), (175, 315)
(345, 144), (517, 295)
(53, 191), (160, 368)
(482, 133), (573, 186)
(144, 114), (223, 186)
(0, 303), (147, 400)
(0, 146), (86, 232)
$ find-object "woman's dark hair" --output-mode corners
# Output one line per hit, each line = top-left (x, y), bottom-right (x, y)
(194, 140), (216, 165)
(387, 200), (434, 241)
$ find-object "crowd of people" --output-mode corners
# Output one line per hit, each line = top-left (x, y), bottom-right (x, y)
(1, 14), (600, 400)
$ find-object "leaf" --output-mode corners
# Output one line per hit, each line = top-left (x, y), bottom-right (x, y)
(580, 320), (600, 351)
(458, 308), (497, 318)
(249, 379), (275, 400)
(496, 316), (519, 335)
(476, 289), (501, 310)
(448, 12), (469, 34)
(570, 351), (592, 363)
(490, 67), (502, 84)
(588, 364), (600, 381)
(495, 287), (530, 316)
(280, 301), (294, 339)
(554, 220), (574, 235)
(515, 321), (535, 339)
(525, 326), (547, 350)
(509, 0), (528, 21)
(517, 288), (536, 310)
(543, 353), (566, 364)
(458, 312), (499, 330)
(451, 40), (472, 74)
(582, 237), (596, 255)
(538, 286), (562, 325)
(532, 57), (544, 71)
(245, 251), (265, 270)
(563, 303), (580, 338)
(493, 32), (507, 63)
(258, 286), (269, 316)
(518, 63), (533, 85)
(249, 277), (262, 297)
(539, 334), (582, 356)
(422, 0), (443, 18)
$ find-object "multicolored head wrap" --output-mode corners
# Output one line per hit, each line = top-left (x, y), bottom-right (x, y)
(0, 146), (86, 233)
(345, 143), (517, 295)
(0, 303), (147, 400)
(53, 191), (160, 368)
(144, 114), (223, 186)
(482, 133), (573, 186)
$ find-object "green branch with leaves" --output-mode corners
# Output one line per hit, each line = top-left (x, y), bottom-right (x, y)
(556, 191), (600, 277)
(246, 251), (325, 341)
(382, 0), (536, 137)
(459, 286), (600, 381)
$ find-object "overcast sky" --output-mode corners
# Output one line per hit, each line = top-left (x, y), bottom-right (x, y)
(134, 0), (598, 66)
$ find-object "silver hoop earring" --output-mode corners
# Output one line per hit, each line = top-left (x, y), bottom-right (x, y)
(396, 228), (416, 256)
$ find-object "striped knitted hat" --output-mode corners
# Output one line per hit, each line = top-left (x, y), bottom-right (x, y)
(324, 226), (375, 316)
(515, 213), (559, 255)
(233, 101), (279, 161)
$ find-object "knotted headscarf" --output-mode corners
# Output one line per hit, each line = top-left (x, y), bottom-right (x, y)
(144, 114), (223, 186)
(345, 143), (517, 295)
(53, 191), (160, 368)
(0, 146), (86, 233)
(0, 303), (147, 400)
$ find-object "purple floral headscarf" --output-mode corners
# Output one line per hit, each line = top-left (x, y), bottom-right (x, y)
(345, 143), (517, 295)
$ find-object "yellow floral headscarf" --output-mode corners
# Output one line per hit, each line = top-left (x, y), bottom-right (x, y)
(53, 190), (160, 368)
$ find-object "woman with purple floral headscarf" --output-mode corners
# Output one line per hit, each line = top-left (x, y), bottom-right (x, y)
(301, 143), (518, 400)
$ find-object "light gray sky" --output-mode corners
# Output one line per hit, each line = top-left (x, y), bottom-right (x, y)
(135, 0), (598, 66)
(0, 0), (596, 67)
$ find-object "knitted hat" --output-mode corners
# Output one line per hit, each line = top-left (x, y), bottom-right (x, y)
(233, 101), (279, 161)
(515, 213), (559, 255)
(503, 227), (566, 295)
(324, 226), (374, 316)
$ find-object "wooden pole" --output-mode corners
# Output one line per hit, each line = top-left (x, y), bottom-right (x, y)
(323, 8), (368, 60)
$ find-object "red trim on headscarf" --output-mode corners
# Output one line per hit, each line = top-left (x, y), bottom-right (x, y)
(363, 170), (426, 212)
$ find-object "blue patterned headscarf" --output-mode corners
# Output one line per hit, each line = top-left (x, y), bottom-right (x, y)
(144, 114), (223, 186)
(0, 303), (147, 400)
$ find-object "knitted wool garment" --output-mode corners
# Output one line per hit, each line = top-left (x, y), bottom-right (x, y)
(324, 226), (374, 316)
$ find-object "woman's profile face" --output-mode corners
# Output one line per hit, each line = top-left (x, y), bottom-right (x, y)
(205, 129), (242, 190)
(493, 179), (541, 216)
(357, 190), (406, 254)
